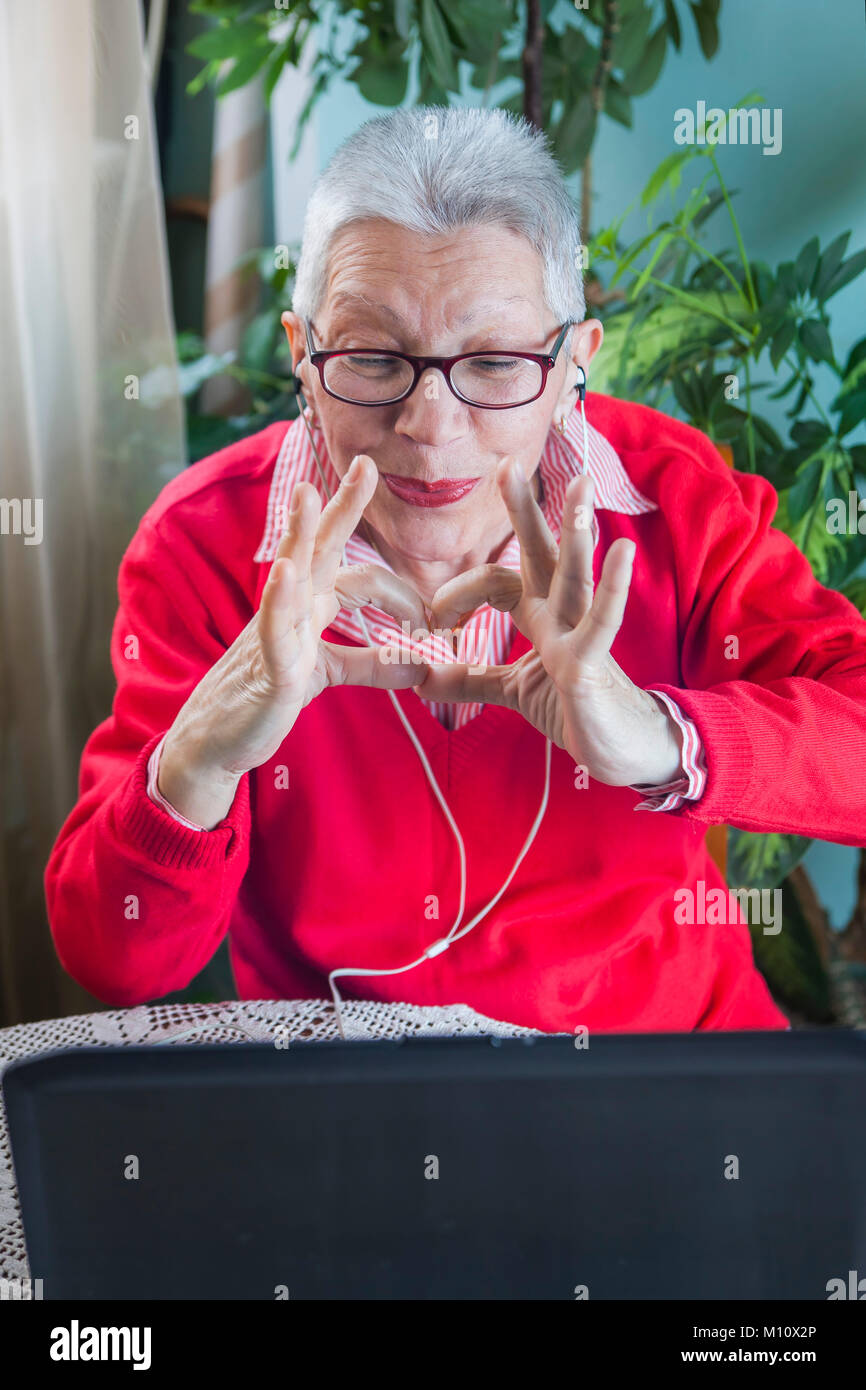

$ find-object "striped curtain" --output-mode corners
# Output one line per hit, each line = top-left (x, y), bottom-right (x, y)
(200, 71), (268, 416)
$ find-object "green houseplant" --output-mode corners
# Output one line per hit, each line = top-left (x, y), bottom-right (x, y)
(185, 0), (723, 236)
(586, 114), (866, 1022)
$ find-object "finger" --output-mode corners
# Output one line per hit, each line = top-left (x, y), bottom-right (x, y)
(335, 564), (428, 631)
(428, 564), (523, 630)
(321, 641), (430, 691)
(496, 455), (558, 596)
(311, 454), (378, 586)
(571, 537), (635, 665)
(258, 558), (305, 683)
(548, 473), (596, 630)
(413, 661), (515, 709)
(274, 481), (321, 610)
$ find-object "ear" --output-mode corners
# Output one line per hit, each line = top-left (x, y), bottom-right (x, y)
(281, 311), (313, 395)
(553, 318), (604, 418)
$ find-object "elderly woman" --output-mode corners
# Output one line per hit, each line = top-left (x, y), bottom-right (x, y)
(46, 107), (866, 1033)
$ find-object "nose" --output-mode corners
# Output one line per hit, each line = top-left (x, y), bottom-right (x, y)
(393, 368), (472, 448)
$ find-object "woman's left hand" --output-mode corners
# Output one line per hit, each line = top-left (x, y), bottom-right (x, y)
(416, 457), (684, 788)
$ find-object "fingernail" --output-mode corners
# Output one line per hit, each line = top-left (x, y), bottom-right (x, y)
(346, 457), (362, 483)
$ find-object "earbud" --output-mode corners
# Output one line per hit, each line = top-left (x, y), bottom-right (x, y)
(575, 365), (587, 402)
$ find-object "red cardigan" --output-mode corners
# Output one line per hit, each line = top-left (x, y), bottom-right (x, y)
(45, 395), (866, 1031)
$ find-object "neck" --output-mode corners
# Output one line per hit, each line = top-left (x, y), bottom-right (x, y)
(364, 516), (514, 610)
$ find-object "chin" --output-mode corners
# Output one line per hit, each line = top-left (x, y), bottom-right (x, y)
(371, 496), (487, 556)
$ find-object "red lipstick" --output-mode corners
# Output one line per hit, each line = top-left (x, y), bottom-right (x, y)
(382, 474), (480, 508)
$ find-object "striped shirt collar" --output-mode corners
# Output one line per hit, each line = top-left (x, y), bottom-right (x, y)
(254, 408), (655, 728)
(255, 406), (654, 563)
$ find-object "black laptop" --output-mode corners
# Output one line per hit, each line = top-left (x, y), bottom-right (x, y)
(4, 1030), (865, 1300)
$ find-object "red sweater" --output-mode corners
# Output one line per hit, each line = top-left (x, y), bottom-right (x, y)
(45, 395), (866, 1031)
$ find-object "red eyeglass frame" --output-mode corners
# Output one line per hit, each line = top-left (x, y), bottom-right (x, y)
(302, 318), (574, 409)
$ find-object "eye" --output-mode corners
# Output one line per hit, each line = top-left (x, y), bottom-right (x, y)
(468, 356), (523, 372)
(343, 354), (401, 374)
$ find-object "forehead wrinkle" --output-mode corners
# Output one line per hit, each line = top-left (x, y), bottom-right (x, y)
(326, 291), (406, 324)
(326, 291), (535, 326)
(453, 295), (535, 326)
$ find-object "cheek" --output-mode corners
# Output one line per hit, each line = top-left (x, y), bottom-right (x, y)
(318, 406), (390, 477)
(478, 406), (552, 476)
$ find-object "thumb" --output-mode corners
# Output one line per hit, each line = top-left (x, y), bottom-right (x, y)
(321, 642), (430, 690)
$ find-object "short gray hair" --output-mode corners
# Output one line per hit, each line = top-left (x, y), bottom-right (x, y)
(292, 106), (584, 326)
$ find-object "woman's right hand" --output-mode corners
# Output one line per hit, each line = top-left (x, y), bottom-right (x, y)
(157, 454), (428, 828)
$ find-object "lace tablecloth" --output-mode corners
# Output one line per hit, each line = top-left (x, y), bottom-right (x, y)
(0, 998), (537, 1286)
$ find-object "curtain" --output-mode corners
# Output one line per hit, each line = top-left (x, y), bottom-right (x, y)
(200, 72), (268, 416)
(0, 0), (185, 1025)
(199, 14), (321, 416)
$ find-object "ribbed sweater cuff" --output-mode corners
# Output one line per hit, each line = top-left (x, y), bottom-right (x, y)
(116, 732), (250, 870)
(644, 684), (753, 822)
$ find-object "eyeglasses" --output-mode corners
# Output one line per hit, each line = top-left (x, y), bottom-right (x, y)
(303, 319), (573, 409)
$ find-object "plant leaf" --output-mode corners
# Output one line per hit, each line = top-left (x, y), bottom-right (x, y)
(356, 57), (410, 105)
(604, 79), (633, 129)
(799, 318), (834, 365)
(794, 236), (820, 295)
(747, 879), (831, 1021)
(785, 455), (825, 523)
(822, 248), (866, 301)
(834, 389), (866, 439)
(217, 45), (270, 96)
(769, 318), (796, 370)
(689, 0), (721, 59)
(790, 419), (831, 447)
(420, 0), (459, 91)
(663, 0), (681, 49)
(727, 828), (812, 889)
(813, 231), (851, 300)
(622, 24), (667, 96)
(611, 3), (653, 72)
(242, 311), (277, 374)
(187, 22), (262, 61)
(641, 149), (694, 206)
(552, 93), (596, 175)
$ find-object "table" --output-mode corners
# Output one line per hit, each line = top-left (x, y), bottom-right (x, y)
(0, 997), (536, 1287)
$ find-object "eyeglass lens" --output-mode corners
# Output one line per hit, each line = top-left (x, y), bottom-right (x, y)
(322, 353), (544, 406)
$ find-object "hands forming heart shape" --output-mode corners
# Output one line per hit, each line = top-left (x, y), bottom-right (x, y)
(168, 451), (683, 801)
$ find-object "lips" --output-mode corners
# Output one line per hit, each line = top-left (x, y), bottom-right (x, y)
(382, 473), (481, 508)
